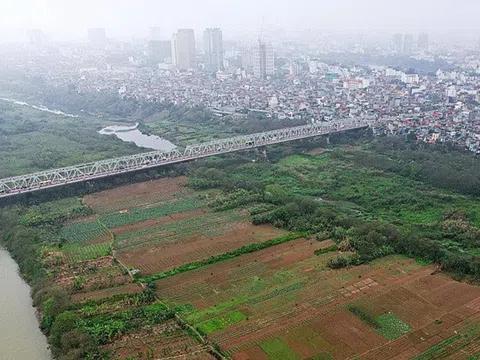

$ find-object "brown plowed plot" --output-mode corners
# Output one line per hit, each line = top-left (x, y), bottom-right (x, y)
(152, 245), (480, 360)
(114, 208), (288, 275)
(84, 176), (190, 213)
(103, 319), (215, 360)
(117, 223), (287, 275)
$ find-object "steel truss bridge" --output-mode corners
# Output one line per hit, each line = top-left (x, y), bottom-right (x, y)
(0, 120), (370, 198)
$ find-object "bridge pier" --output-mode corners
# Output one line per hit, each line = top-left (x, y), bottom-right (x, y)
(326, 135), (331, 145)
(255, 147), (268, 163)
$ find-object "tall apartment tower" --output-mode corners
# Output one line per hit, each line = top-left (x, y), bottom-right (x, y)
(88, 28), (107, 48)
(253, 42), (274, 79)
(403, 34), (413, 54)
(393, 33), (403, 53)
(149, 27), (162, 41)
(204, 28), (224, 73)
(418, 32), (429, 50)
(172, 29), (196, 70)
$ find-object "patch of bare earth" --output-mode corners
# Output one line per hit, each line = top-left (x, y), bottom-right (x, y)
(84, 176), (189, 213)
(117, 224), (288, 275)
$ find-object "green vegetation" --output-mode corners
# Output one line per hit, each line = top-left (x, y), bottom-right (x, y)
(138, 233), (306, 283)
(100, 197), (202, 228)
(197, 311), (246, 334)
(348, 306), (411, 340)
(188, 144), (480, 279)
(0, 100), (141, 178)
(260, 338), (300, 360)
(347, 305), (380, 329)
(60, 221), (108, 243)
(375, 313), (412, 340)
(62, 243), (111, 263)
(314, 244), (338, 255)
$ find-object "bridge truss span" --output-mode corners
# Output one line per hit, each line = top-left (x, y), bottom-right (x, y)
(0, 120), (369, 198)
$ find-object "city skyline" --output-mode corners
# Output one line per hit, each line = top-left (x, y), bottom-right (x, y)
(2, 0), (480, 43)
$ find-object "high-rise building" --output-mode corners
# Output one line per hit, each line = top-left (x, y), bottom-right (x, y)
(204, 28), (224, 73)
(148, 40), (172, 63)
(393, 33), (403, 53)
(172, 29), (196, 70)
(26, 29), (46, 45)
(403, 34), (413, 54)
(418, 32), (429, 50)
(149, 27), (162, 41)
(253, 42), (274, 78)
(88, 28), (107, 48)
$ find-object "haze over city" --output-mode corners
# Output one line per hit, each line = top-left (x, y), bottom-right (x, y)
(1, 1), (480, 360)
(2, 0), (480, 43)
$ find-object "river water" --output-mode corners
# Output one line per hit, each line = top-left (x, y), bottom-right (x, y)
(99, 124), (176, 151)
(0, 97), (78, 118)
(0, 249), (51, 360)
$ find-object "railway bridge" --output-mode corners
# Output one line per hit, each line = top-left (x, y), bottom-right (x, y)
(0, 119), (371, 198)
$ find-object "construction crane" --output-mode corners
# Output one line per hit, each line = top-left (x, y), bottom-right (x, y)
(258, 16), (265, 45)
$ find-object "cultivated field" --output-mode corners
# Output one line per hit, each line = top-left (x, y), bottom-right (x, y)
(153, 241), (480, 360)
(42, 172), (480, 359)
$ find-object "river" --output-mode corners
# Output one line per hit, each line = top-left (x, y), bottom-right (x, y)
(0, 97), (78, 118)
(99, 123), (176, 151)
(0, 249), (51, 360)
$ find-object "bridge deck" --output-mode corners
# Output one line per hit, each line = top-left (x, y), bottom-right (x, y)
(0, 120), (369, 198)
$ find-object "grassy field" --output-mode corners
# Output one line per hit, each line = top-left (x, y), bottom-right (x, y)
(0, 99), (141, 177)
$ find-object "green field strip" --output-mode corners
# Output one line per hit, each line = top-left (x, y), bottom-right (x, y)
(197, 310), (246, 334)
(62, 242), (111, 262)
(100, 197), (203, 228)
(248, 282), (304, 305)
(260, 338), (301, 360)
(115, 209), (243, 244)
(186, 296), (248, 324)
(375, 313), (412, 340)
(60, 220), (108, 243)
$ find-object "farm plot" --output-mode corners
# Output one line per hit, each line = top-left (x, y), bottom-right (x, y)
(61, 242), (111, 263)
(84, 176), (190, 213)
(59, 196), (204, 249)
(103, 319), (215, 360)
(100, 196), (203, 228)
(115, 209), (288, 275)
(152, 243), (480, 360)
(52, 256), (131, 294)
(60, 219), (110, 244)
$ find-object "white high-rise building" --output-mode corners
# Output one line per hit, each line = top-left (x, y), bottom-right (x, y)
(253, 42), (274, 78)
(172, 29), (196, 70)
(204, 28), (224, 73)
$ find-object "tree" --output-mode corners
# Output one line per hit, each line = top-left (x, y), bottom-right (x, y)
(49, 312), (80, 351)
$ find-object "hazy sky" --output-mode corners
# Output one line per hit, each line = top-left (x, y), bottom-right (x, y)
(1, 0), (480, 42)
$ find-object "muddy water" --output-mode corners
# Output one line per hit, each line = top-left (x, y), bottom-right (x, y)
(0, 248), (51, 360)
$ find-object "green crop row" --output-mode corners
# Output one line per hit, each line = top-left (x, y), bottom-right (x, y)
(314, 245), (338, 255)
(60, 220), (108, 244)
(138, 232), (307, 283)
(62, 243), (111, 263)
(100, 197), (203, 228)
(115, 209), (242, 243)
